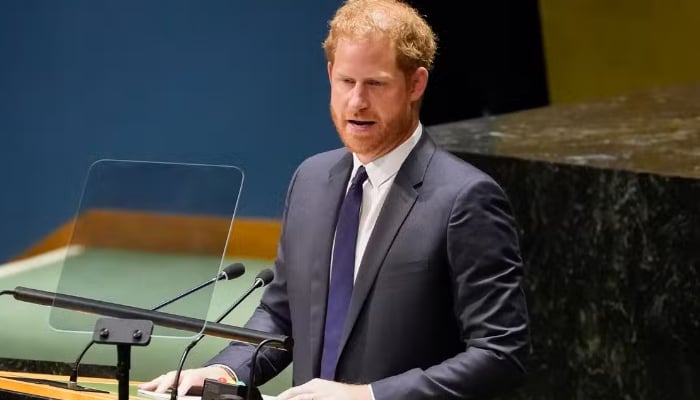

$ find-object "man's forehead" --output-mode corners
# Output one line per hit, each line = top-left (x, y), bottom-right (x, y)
(333, 36), (397, 63)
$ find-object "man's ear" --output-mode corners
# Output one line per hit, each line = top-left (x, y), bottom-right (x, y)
(327, 61), (333, 83)
(409, 67), (429, 102)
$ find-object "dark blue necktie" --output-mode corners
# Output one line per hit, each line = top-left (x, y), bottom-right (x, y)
(320, 166), (368, 380)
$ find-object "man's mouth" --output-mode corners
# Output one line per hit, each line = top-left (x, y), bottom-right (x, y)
(348, 119), (375, 126)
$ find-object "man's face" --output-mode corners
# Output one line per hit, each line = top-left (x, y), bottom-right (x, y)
(328, 36), (427, 163)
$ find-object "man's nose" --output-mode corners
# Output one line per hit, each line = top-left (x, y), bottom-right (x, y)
(348, 85), (369, 111)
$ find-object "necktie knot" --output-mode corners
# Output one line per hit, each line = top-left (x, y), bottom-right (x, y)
(351, 166), (368, 188)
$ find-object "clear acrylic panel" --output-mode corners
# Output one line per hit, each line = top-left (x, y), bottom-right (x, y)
(49, 159), (243, 338)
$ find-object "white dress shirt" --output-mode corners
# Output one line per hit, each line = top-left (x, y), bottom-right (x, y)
(346, 124), (423, 281)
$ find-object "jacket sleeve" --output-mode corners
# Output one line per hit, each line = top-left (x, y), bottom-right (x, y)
(371, 177), (530, 400)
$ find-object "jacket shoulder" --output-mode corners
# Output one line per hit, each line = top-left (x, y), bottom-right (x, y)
(294, 147), (350, 179)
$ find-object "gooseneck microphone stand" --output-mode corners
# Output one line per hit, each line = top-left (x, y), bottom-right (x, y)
(170, 269), (274, 400)
(247, 338), (286, 400)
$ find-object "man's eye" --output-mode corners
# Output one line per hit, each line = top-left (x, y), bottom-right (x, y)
(368, 81), (384, 87)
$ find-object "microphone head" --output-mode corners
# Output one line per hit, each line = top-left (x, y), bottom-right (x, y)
(255, 269), (275, 286)
(220, 263), (246, 281)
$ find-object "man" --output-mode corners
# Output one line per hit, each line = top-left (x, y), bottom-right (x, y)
(141, 0), (529, 398)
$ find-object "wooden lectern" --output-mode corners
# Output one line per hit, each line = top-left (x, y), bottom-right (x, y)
(0, 371), (142, 400)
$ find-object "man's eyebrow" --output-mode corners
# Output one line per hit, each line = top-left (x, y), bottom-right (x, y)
(334, 72), (393, 81)
(333, 72), (353, 79)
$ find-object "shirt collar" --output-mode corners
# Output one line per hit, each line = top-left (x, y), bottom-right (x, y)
(351, 123), (423, 188)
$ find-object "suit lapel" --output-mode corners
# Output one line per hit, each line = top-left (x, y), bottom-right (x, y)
(336, 134), (436, 362)
(309, 152), (353, 376)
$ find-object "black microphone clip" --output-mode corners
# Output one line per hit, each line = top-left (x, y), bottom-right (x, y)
(201, 378), (262, 400)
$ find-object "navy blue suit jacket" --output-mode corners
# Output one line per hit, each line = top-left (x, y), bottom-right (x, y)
(207, 133), (529, 399)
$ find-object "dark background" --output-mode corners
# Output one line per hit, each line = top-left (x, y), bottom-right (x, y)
(409, 0), (548, 123)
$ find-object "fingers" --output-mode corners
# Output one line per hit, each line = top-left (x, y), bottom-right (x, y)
(278, 379), (369, 400)
(136, 375), (162, 391)
(138, 366), (233, 396)
(278, 379), (323, 400)
(176, 372), (201, 396)
(278, 386), (312, 400)
(155, 371), (178, 393)
(136, 371), (176, 393)
(136, 370), (187, 394)
(278, 383), (303, 400)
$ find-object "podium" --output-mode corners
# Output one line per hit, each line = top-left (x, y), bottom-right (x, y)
(0, 371), (135, 400)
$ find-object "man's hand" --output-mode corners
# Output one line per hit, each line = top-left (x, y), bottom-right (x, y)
(137, 365), (232, 396)
(278, 378), (371, 400)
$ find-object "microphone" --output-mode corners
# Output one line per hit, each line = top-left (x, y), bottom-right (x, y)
(68, 263), (245, 387)
(169, 268), (274, 400)
(153, 263), (246, 310)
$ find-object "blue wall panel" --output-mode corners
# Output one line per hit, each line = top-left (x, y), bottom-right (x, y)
(0, 0), (344, 261)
